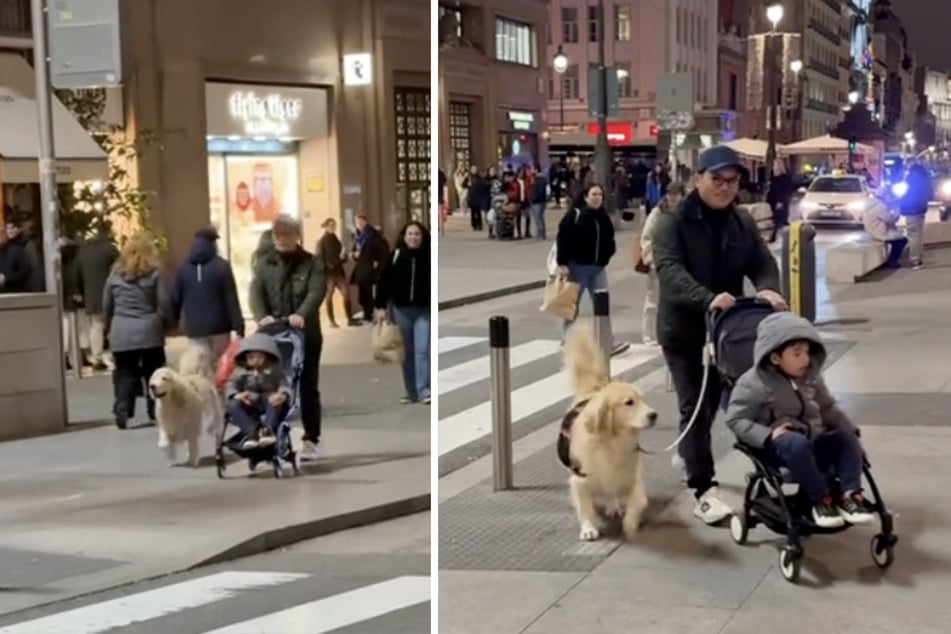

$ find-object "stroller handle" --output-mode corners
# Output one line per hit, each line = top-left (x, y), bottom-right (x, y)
(706, 296), (773, 333)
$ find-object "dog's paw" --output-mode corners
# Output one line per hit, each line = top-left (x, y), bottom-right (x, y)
(622, 518), (641, 541)
(579, 521), (600, 541)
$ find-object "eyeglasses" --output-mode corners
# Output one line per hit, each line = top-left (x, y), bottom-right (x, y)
(710, 174), (741, 189)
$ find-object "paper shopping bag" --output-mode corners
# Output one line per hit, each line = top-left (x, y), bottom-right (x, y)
(372, 320), (405, 364)
(539, 276), (579, 320)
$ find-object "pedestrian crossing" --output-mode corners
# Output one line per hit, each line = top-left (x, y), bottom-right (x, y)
(437, 335), (663, 457)
(0, 571), (430, 634)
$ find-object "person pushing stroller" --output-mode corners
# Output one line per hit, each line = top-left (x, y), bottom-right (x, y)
(225, 333), (291, 450)
(724, 312), (875, 529)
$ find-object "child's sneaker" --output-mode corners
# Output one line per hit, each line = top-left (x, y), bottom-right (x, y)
(241, 431), (260, 450)
(258, 428), (276, 447)
(838, 492), (875, 525)
(812, 496), (846, 528)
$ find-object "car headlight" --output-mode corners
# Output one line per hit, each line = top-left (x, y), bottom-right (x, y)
(847, 200), (866, 212)
(800, 200), (818, 211)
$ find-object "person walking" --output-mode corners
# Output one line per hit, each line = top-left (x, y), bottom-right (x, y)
(899, 162), (933, 269)
(467, 167), (490, 232)
(554, 183), (630, 356)
(316, 218), (356, 328)
(529, 164), (549, 240)
(103, 235), (171, 429)
(766, 159), (794, 243)
(637, 182), (686, 346)
(171, 227), (244, 365)
(249, 214), (326, 460)
(375, 221), (431, 405)
(75, 222), (119, 370)
(350, 214), (390, 322)
(651, 145), (786, 524)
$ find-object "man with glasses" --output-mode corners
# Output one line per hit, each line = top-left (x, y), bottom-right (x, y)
(651, 145), (786, 525)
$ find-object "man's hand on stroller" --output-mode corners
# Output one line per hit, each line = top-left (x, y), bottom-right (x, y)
(708, 292), (736, 312)
(259, 316), (276, 327)
(756, 289), (789, 311)
(268, 392), (288, 407)
(288, 314), (304, 329)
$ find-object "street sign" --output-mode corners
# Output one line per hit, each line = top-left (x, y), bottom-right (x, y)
(48, 0), (124, 89)
(587, 65), (619, 118)
(656, 110), (695, 131)
(656, 73), (694, 112)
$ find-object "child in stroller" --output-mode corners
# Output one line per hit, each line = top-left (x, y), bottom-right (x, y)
(224, 332), (291, 450)
(709, 300), (896, 582)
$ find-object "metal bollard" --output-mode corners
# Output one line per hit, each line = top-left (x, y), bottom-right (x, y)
(489, 316), (513, 491)
(592, 290), (611, 367)
(780, 221), (817, 322)
(69, 311), (82, 379)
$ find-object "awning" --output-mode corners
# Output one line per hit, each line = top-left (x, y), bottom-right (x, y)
(0, 53), (108, 183)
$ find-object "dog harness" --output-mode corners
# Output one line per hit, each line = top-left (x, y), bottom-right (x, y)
(556, 399), (589, 478)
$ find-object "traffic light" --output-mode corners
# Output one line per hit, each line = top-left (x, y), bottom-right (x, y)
(848, 134), (857, 152)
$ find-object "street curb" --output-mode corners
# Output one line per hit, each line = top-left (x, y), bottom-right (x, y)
(438, 280), (546, 311)
(192, 493), (431, 568)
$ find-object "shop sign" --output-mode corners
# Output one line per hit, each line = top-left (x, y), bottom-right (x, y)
(586, 122), (632, 145)
(343, 53), (373, 86)
(228, 90), (303, 136)
(508, 111), (535, 131)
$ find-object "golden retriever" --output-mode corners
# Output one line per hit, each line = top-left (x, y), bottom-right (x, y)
(561, 325), (658, 541)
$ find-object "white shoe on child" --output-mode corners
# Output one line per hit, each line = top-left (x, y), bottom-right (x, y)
(258, 430), (276, 447)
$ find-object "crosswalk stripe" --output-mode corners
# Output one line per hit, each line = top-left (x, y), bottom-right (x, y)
(438, 339), (562, 395)
(200, 575), (431, 634)
(438, 345), (659, 456)
(438, 336), (486, 354)
(0, 571), (308, 634)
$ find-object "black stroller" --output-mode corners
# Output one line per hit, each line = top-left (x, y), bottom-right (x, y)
(708, 298), (897, 583)
(214, 322), (305, 479)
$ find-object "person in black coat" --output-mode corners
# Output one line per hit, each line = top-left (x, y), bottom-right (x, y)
(316, 218), (355, 328)
(171, 227), (244, 363)
(0, 223), (33, 294)
(349, 214), (390, 322)
(766, 160), (795, 243)
(75, 226), (119, 369)
(375, 221), (431, 404)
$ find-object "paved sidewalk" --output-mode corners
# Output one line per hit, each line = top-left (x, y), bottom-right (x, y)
(0, 325), (429, 616)
(438, 256), (951, 633)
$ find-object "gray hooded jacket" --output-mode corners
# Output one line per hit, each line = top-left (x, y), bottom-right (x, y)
(102, 269), (168, 352)
(225, 333), (292, 401)
(724, 312), (854, 449)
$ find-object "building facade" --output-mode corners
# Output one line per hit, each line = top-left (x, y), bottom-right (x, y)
(1, 0), (429, 313)
(438, 0), (549, 174)
(916, 68), (951, 148)
(717, 0), (751, 139)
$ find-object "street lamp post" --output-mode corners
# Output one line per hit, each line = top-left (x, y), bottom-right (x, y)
(764, 2), (784, 184)
(553, 45), (568, 130)
(594, 0), (612, 213)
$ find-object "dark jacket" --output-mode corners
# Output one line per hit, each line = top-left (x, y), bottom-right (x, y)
(316, 232), (346, 276)
(350, 227), (390, 285)
(0, 237), (33, 294)
(652, 191), (780, 351)
(530, 174), (549, 204)
(468, 175), (492, 211)
(766, 173), (794, 213)
(75, 236), (119, 314)
(60, 239), (81, 310)
(899, 165), (933, 216)
(249, 245), (325, 336)
(171, 231), (244, 338)
(375, 245), (430, 309)
(555, 206), (616, 268)
(225, 332), (292, 401)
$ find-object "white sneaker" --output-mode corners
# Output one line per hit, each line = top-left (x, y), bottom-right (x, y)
(299, 440), (321, 461)
(694, 487), (733, 524)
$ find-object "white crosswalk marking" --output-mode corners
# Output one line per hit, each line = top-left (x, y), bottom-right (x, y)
(0, 572), (308, 634)
(438, 339), (562, 395)
(201, 575), (430, 634)
(438, 341), (660, 456)
(438, 336), (486, 354)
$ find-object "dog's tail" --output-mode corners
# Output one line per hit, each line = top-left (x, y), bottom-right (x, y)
(179, 345), (212, 378)
(563, 322), (609, 396)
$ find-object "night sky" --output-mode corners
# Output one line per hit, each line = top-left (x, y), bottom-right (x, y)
(892, 0), (951, 71)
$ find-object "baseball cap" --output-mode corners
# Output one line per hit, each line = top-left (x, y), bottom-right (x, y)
(698, 145), (746, 174)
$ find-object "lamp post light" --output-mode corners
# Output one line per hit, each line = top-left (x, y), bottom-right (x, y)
(764, 2), (784, 182)
(790, 59), (802, 140)
(553, 45), (568, 131)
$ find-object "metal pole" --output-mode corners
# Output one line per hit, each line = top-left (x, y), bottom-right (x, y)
(69, 310), (82, 379)
(594, 0), (613, 213)
(592, 290), (611, 368)
(765, 32), (777, 184)
(560, 80), (564, 130)
(489, 316), (513, 491)
(31, 0), (68, 422)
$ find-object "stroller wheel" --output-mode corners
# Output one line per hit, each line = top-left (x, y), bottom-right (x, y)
(779, 547), (801, 583)
(729, 514), (749, 545)
(248, 460), (258, 472)
(871, 533), (895, 569)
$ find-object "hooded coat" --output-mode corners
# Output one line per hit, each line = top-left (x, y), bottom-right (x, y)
(724, 312), (855, 449)
(171, 230), (244, 338)
(224, 332), (292, 401)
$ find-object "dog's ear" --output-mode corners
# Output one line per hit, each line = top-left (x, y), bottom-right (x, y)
(581, 395), (614, 436)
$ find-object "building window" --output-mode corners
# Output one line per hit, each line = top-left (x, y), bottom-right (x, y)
(495, 17), (535, 66)
(729, 72), (738, 110)
(395, 88), (431, 226)
(588, 6), (599, 43)
(448, 102), (471, 171)
(617, 63), (633, 98)
(561, 8), (578, 43)
(614, 4), (631, 42)
(563, 64), (580, 99)
(439, 5), (463, 40)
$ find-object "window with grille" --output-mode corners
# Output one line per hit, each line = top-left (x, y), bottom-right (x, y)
(563, 64), (580, 99)
(561, 8), (578, 43)
(448, 102), (471, 170)
(495, 17), (535, 66)
(395, 88), (431, 225)
(614, 4), (631, 42)
(588, 6), (599, 43)
(616, 63), (633, 98)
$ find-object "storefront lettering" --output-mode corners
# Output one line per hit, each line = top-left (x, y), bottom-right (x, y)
(508, 111), (534, 131)
(228, 91), (303, 136)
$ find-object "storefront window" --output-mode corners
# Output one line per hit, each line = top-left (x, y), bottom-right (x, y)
(497, 132), (537, 171)
(494, 18), (535, 67)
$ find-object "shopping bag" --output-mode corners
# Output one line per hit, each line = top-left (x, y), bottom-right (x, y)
(539, 276), (579, 320)
(215, 337), (242, 391)
(372, 320), (405, 364)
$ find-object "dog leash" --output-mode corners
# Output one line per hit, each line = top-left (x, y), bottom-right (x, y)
(638, 339), (714, 456)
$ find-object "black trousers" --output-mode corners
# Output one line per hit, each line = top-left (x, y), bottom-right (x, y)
(357, 281), (375, 320)
(469, 205), (483, 230)
(663, 345), (722, 497)
(113, 347), (166, 424)
(300, 334), (323, 442)
(324, 273), (352, 324)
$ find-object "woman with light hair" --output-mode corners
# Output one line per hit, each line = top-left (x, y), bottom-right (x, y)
(103, 235), (171, 429)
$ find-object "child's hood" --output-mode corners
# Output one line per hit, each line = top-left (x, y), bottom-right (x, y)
(236, 333), (282, 364)
(753, 312), (826, 381)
